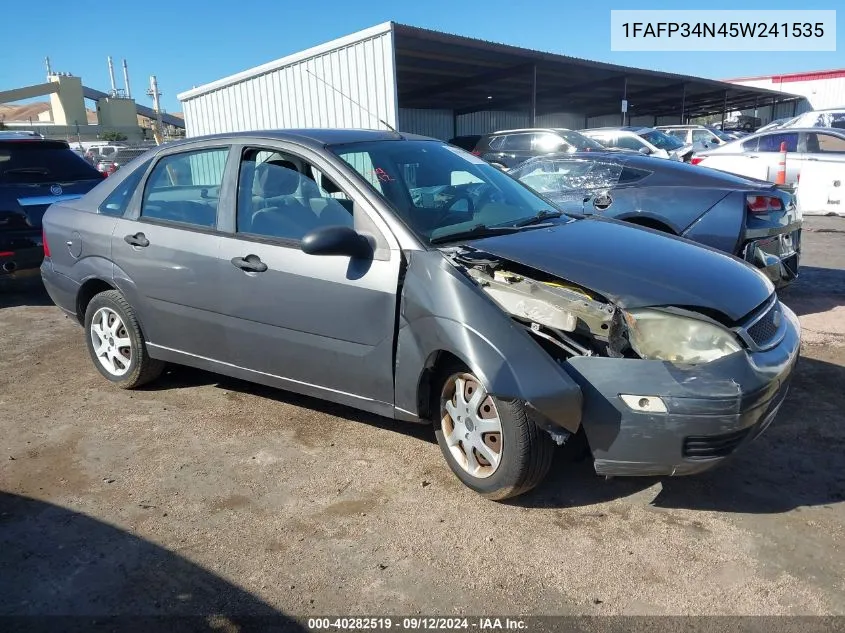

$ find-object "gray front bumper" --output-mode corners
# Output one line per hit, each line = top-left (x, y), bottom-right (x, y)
(560, 304), (800, 477)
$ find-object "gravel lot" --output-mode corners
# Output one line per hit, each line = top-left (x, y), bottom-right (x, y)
(1, 217), (844, 620)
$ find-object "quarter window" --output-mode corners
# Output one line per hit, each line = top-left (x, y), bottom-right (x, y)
(236, 148), (354, 242)
(99, 159), (151, 216)
(140, 148), (228, 228)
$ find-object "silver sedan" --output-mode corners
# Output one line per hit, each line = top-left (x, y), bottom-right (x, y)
(693, 127), (845, 185)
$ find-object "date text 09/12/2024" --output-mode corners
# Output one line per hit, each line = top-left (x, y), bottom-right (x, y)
(307, 618), (528, 631)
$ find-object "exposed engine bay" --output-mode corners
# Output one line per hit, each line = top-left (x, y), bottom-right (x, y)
(449, 247), (634, 361)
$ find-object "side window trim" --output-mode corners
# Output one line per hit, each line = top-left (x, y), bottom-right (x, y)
(132, 145), (232, 232)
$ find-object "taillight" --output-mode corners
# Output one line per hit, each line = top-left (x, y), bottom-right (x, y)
(746, 195), (784, 214)
(690, 156), (705, 165)
(101, 170), (109, 179)
(42, 229), (51, 258)
(471, 150), (482, 157)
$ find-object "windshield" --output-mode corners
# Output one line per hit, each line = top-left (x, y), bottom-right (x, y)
(331, 140), (569, 244)
(639, 129), (685, 151)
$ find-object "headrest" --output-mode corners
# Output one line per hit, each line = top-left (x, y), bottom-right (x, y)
(254, 159), (300, 197)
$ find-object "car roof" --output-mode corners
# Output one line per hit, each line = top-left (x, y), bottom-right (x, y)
(161, 129), (433, 151)
(489, 128), (573, 135)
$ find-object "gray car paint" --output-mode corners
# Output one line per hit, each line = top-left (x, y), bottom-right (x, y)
(40, 129), (800, 478)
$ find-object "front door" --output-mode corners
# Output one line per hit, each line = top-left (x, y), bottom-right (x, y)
(216, 144), (401, 411)
(111, 145), (231, 360)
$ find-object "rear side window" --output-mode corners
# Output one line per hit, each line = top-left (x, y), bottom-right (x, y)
(0, 141), (101, 184)
(140, 148), (229, 228)
(666, 130), (688, 142)
(502, 134), (531, 151)
(692, 130), (716, 144)
(758, 132), (799, 152)
(616, 135), (646, 151)
(99, 159), (152, 216)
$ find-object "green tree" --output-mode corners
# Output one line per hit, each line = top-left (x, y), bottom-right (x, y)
(101, 130), (128, 141)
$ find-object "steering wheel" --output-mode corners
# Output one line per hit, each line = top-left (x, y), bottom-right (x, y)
(426, 188), (475, 228)
(473, 184), (503, 211)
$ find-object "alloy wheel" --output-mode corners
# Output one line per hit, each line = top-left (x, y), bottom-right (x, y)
(89, 307), (132, 377)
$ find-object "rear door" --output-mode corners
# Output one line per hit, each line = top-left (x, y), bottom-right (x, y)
(215, 143), (401, 410)
(803, 131), (845, 167)
(110, 144), (232, 360)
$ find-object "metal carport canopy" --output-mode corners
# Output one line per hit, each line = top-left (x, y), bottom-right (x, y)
(392, 23), (800, 121)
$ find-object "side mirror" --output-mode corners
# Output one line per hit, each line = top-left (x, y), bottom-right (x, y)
(301, 225), (372, 259)
(638, 147), (651, 155)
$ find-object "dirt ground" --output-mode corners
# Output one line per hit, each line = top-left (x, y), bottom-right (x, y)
(1, 217), (844, 621)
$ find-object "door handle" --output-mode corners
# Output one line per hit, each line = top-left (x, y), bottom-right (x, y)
(124, 232), (149, 247)
(231, 254), (268, 273)
(807, 158), (819, 161)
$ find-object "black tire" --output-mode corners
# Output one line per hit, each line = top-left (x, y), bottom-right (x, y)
(83, 289), (164, 389)
(433, 362), (555, 501)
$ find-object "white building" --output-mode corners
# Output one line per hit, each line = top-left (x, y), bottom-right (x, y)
(178, 22), (797, 139)
(726, 68), (845, 119)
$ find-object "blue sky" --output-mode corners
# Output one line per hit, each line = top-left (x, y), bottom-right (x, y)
(1, 0), (841, 114)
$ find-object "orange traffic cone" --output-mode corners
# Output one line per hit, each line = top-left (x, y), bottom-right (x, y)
(775, 141), (787, 185)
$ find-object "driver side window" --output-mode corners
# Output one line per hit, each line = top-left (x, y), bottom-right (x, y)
(236, 148), (354, 242)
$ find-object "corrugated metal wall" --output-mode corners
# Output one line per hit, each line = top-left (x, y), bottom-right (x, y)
(535, 112), (586, 129)
(456, 111), (530, 135)
(180, 25), (397, 137)
(398, 108), (453, 139)
(397, 109), (591, 138)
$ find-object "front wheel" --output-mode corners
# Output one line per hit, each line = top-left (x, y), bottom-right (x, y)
(84, 290), (164, 389)
(433, 365), (555, 500)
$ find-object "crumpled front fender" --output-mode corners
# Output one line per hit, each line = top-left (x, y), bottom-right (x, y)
(393, 251), (582, 433)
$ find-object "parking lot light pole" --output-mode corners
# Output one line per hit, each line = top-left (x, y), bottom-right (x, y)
(621, 77), (627, 126)
(680, 83), (686, 124)
(530, 64), (537, 127)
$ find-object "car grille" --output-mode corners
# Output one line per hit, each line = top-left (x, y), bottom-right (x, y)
(747, 302), (782, 346)
(683, 427), (752, 459)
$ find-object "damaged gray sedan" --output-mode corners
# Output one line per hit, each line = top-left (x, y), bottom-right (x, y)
(40, 130), (800, 500)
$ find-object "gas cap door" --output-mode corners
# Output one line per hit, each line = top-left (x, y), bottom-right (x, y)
(66, 231), (83, 258)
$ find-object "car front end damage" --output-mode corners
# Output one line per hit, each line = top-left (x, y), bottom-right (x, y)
(447, 243), (800, 478)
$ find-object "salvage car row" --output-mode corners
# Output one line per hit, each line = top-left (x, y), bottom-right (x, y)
(34, 129), (800, 500)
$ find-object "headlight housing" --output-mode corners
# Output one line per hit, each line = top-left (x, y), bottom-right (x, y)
(624, 309), (742, 363)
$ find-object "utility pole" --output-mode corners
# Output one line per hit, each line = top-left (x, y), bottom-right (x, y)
(146, 75), (164, 144)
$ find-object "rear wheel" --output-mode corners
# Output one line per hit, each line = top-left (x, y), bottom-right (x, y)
(84, 290), (164, 389)
(433, 364), (555, 500)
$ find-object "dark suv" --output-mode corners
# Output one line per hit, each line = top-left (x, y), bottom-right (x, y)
(1, 138), (103, 279)
(471, 128), (605, 169)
